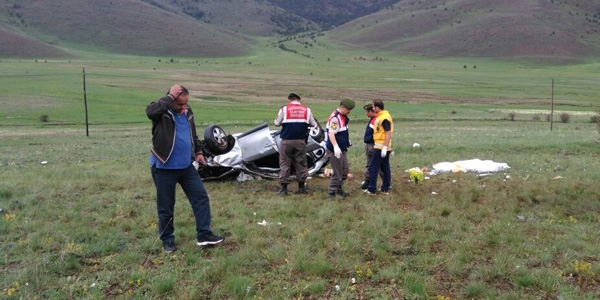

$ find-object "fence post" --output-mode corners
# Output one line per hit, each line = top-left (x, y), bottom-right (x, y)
(83, 67), (89, 136)
(550, 78), (554, 131)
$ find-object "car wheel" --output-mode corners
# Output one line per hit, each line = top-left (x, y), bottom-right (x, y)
(309, 118), (325, 143)
(204, 124), (229, 154)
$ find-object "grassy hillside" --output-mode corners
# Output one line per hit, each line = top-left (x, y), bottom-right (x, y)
(268, 0), (399, 29)
(1, 0), (600, 61)
(328, 0), (600, 62)
(0, 26), (70, 58)
(141, 0), (319, 36)
(1, 0), (254, 58)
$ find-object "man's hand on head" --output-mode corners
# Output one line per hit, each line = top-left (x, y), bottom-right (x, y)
(168, 84), (182, 99)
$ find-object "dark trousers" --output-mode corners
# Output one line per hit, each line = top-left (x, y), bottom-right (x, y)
(151, 164), (212, 242)
(367, 149), (391, 193)
(279, 139), (308, 184)
(326, 149), (349, 193)
(364, 143), (383, 182)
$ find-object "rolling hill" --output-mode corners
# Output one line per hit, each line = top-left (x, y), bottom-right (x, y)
(0, 0), (599, 61)
(0, 0), (255, 58)
(327, 0), (600, 61)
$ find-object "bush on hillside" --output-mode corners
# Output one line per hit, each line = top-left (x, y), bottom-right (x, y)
(595, 110), (600, 135)
(559, 112), (570, 123)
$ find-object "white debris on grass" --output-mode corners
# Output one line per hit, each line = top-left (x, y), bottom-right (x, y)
(430, 159), (510, 175)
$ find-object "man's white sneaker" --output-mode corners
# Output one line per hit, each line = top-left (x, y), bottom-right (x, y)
(363, 189), (377, 195)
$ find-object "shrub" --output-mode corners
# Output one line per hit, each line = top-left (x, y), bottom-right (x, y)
(590, 112), (600, 124)
(39, 114), (49, 122)
(595, 110), (600, 135)
(451, 108), (457, 114)
(508, 112), (516, 121)
(532, 114), (541, 121)
(559, 112), (570, 123)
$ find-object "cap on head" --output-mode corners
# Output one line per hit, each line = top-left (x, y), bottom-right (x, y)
(363, 104), (374, 111)
(340, 98), (355, 110)
(288, 93), (301, 100)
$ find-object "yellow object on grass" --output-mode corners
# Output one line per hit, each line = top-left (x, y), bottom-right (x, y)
(408, 167), (424, 183)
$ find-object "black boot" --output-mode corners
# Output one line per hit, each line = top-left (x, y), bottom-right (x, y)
(296, 182), (307, 194)
(277, 183), (288, 195)
(337, 184), (349, 198)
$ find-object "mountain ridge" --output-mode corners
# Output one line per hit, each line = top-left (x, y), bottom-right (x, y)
(1, 0), (599, 61)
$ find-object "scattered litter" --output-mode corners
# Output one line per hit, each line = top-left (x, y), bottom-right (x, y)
(412, 143), (420, 148)
(257, 220), (268, 226)
(553, 176), (563, 180)
(517, 216), (526, 222)
(431, 192), (438, 195)
(430, 159), (510, 175)
(477, 173), (491, 178)
(236, 172), (256, 182)
(335, 285), (340, 291)
(351, 278), (356, 284)
(41, 161), (48, 165)
(277, 222), (282, 226)
(319, 168), (333, 178)
(505, 175), (511, 179)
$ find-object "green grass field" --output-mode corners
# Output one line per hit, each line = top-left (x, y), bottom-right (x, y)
(1, 45), (600, 299)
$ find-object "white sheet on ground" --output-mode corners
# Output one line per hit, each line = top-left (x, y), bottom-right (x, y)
(430, 159), (510, 175)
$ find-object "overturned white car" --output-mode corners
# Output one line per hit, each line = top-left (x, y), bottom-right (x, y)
(198, 121), (328, 181)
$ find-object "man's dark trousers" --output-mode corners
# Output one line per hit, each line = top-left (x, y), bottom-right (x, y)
(151, 164), (212, 242)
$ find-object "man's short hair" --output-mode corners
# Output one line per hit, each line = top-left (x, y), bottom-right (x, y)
(373, 99), (384, 110)
(288, 93), (301, 100)
(181, 86), (189, 96)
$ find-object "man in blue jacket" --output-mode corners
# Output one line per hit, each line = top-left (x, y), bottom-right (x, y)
(146, 84), (224, 253)
(274, 93), (317, 195)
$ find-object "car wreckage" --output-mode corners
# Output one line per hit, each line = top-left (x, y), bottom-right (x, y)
(197, 121), (329, 181)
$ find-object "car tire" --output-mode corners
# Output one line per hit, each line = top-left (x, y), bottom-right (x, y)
(204, 124), (230, 154)
(309, 118), (325, 143)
